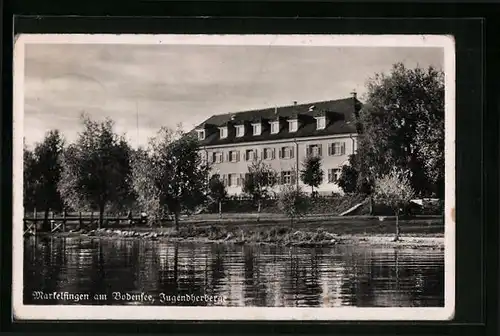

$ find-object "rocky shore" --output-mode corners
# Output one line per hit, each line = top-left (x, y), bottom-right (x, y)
(32, 225), (444, 250)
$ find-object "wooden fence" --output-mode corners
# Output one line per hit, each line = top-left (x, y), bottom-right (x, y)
(23, 210), (158, 236)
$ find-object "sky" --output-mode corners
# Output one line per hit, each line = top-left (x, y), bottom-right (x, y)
(23, 41), (444, 149)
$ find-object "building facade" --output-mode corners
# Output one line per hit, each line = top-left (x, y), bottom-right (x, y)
(194, 94), (362, 195)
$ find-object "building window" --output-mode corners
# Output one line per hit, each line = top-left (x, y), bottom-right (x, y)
(280, 146), (294, 159)
(307, 144), (322, 157)
(281, 171), (292, 185)
(228, 174), (238, 187)
(328, 168), (342, 183)
(316, 116), (326, 130)
(229, 150), (240, 162)
(288, 119), (298, 133)
(245, 149), (256, 161)
(197, 129), (205, 140)
(235, 125), (245, 137)
(328, 142), (346, 156)
(219, 127), (228, 139)
(263, 148), (275, 160)
(252, 123), (262, 136)
(213, 152), (223, 163)
(246, 172), (275, 186)
(271, 122), (280, 134)
(263, 172), (276, 186)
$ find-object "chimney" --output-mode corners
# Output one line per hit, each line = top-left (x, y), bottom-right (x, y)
(293, 101), (297, 106)
(350, 90), (357, 99)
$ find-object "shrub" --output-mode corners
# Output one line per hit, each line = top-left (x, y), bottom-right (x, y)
(277, 185), (310, 225)
(373, 168), (416, 241)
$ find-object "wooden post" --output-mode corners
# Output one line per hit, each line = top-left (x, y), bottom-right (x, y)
(79, 211), (83, 230)
(51, 211), (55, 232)
(127, 211), (133, 228)
(34, 207), (37, 230)
(62, 210), (67, 232)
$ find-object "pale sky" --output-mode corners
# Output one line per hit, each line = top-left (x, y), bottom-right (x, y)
(23, 42), (443, 148)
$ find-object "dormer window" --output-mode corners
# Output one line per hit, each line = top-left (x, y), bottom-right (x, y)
(252, 123), (262, 136)
(315, 116), (326, 130)
(196, 129), (205, 140)
(219, 127), (228, 139)
(270, 121), (280, 134)
(288, 119), (298, 133)
(235, 125), (245, 137)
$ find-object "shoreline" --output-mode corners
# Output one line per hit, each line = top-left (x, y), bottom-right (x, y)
(29, 228), (444, 250)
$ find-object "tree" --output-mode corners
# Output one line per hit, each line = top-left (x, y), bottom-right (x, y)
(24, 131), (65, 231)
(300, 156), (324, 194)
(337, 156), (358, 194)
(132, 127), (210, 230)
(373, 168), (415, 241)
(355, 63), (444, 197)
(208, 174), (227, 218)
(58, 115), (134, 229)
(277, 184), (309, 226)
(338, 153), (373, 214)
(23, 141), (37, 212)
(242, 159), (277, 218)
(131, 147), (164, 225)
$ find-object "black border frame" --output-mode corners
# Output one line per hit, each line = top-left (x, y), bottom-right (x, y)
(1, 3), (497, 336)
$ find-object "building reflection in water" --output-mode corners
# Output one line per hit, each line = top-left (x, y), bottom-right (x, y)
(23, 237), (444, 307)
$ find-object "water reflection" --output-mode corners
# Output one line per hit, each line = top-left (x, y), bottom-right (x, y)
(24, 237), (444, 307)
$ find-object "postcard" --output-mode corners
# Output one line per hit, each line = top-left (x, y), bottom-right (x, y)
(12, 33), (455, 320)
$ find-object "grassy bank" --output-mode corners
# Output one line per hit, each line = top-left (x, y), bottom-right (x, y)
(33, 216), (444, 249)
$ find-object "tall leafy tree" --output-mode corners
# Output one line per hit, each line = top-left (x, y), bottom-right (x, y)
(355, 63), (445, 197)
(132, 127), (210, 230)
(300, 156), (324, 194)
(24, 131), (65, 231)
(131, 146), (164, 225)
(208, 174), (227, 218)
(373, 168), (415, 241)
(242, 159), (277, 217)
(337, 157), (358, 194)
(58, 115), (134, 228)
(23, 141), (37, 212)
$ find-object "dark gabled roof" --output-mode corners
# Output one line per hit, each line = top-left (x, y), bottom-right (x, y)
(194, 97), (362, 146)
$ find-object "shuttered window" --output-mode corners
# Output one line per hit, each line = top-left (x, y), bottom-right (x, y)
(328, 142), (346, 156)
(227, 174), (238, 187)
(213, 152), (223, 163)
(245, 149), (257, 161)
(279, 146), (294, 159)
(229, 150), (240, 162)
(263, 148), (275, 160)
(306, 144), (322, 157)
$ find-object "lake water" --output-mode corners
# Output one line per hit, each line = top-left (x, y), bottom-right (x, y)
(23, 236), (444, 307)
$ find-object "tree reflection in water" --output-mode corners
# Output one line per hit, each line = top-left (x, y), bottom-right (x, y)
(23, 237), (444, 307)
